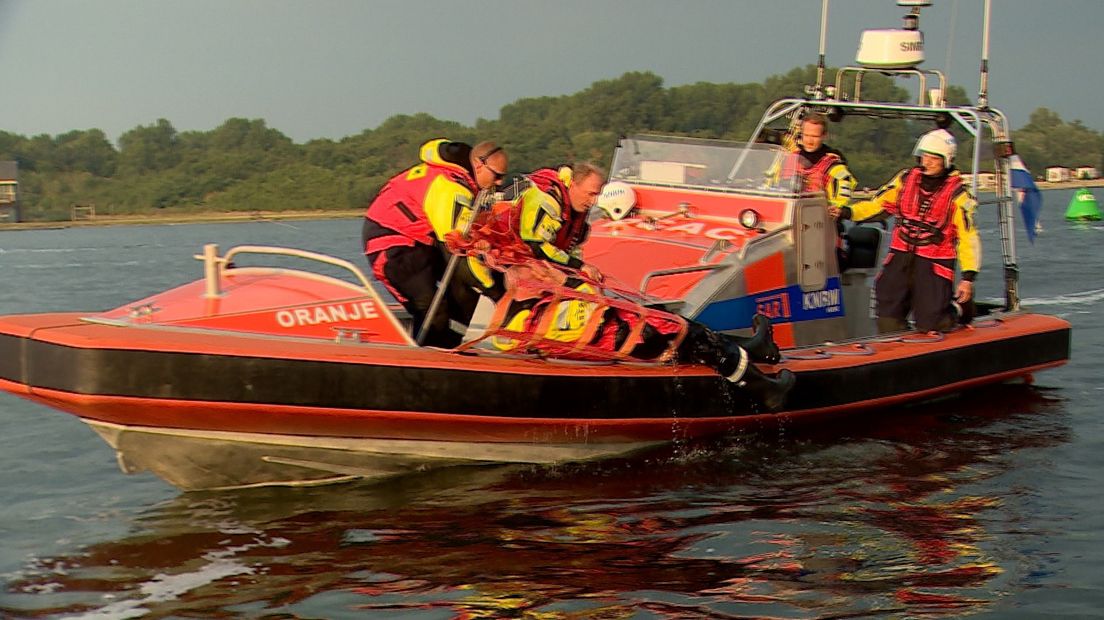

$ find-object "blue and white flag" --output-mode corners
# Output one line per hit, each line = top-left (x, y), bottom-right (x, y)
(1009, 155), (1042, 243)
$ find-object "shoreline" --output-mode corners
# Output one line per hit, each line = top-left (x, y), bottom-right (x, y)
(1036, 178), (1104, 190)
(0, 209), (364, 231)
(2, 179), (1102, 230)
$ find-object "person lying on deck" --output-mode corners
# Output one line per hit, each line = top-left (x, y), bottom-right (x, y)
(448, 213), (796, 412)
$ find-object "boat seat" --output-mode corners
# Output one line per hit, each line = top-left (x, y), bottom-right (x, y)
(843, 225), (883, 270)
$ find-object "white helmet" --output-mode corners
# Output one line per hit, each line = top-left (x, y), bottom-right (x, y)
(596, 181), (636, 221)
(913, 129), (956, 165)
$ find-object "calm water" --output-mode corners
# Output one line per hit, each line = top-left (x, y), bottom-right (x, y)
(1, 190), (1102, 619)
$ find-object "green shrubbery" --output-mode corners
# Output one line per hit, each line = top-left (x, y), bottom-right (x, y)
(2, 68), (1100, 221)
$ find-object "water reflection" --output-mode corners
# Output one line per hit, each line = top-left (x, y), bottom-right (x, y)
(3, 384), (1068, 619)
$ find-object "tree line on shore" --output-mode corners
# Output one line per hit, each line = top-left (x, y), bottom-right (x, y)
(2, 67), (1102, 221)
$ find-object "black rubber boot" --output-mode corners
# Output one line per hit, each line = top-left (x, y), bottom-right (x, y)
(728, 313), (782, 363)
(711, 338), (795, 412)
(679, 323), (788, 410)
(727, 357), (795, 412)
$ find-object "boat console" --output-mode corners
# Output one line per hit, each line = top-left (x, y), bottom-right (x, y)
(585, 135), (886, 348)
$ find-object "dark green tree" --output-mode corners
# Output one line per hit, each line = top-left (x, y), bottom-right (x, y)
(1014, 108), (1103, 172)
(9, 68), (1103, 222)
(53, 129), (117, 177)
(117, 119), (181, 175)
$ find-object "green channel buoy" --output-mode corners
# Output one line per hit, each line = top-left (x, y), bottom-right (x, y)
(1065, 188), (1102, 221)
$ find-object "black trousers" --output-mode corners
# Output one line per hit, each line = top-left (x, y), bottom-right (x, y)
(363, 222), (483, 348)
(875, 251), (956, 332)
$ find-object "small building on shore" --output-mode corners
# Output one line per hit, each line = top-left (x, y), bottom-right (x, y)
(0, 161), (20, 223)
(1046, 166), (1072, 183)
(1075, 166), (1100, 180)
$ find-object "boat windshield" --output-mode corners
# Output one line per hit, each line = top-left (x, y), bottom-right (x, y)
(609, 135), (803, 194)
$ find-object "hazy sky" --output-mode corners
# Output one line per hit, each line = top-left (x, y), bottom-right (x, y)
(0, 1), (1098, 145)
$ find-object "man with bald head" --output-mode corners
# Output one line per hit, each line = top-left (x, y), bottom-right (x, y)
(362, 139), (509, 347)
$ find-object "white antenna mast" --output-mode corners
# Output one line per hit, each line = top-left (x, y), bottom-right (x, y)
(978, 0), (992, 108)
(814, 0), (829, 97)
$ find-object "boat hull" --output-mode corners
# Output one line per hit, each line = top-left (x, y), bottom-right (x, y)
(0, 310), (1070, 489)
(83, 420), (664, 491)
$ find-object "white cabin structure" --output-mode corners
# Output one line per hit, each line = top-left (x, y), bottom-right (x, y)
(1046, 166), (1071, 183)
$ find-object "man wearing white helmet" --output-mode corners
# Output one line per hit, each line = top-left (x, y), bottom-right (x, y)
(838, 128), (980, 333)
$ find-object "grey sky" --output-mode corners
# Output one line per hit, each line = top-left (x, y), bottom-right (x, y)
(0, 0), (1097, 145)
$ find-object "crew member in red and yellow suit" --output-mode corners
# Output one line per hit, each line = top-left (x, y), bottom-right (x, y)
(789, 115), (855, 210)
(783, 114), (856, 268)
(839, 129), (980, 333)
(509, 162), (605, 281)
(449, 161), (604, 352)
(361, 139), (508, 347)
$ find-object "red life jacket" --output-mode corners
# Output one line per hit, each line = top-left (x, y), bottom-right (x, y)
(782, 151), (841, 193)
(363, 158), (475, 253)
(889, 167), (963, 260)
(802, 152), (841, 192)
(527, 168), (589, 251)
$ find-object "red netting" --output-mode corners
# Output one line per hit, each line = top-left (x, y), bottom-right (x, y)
(448, 201), (687, 362)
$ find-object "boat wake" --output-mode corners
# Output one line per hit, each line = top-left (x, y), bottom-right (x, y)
(1019, 288), (1104, 307)
(0, 246), (112, 253)
(13, 260), (143, 270)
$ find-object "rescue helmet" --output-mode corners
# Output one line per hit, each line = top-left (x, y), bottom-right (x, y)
(596, 181), (636, 220)
(912, 129), (956, 166)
